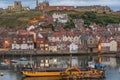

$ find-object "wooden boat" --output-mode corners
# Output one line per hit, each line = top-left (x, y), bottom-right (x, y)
(22, 68), (65, 77)
(22, 71), (61, 77)
(22, 66), (104, 78)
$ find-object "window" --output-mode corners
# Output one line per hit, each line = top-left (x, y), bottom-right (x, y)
(40, 41), (43, 43)
(40, 44), (44, 47)
(45, 44), (48, 47)
(19, 38), (21, 40)
(13, 38), (17, 40)
(23, 38), (25, 40)
(23, 41), (25, 43)
(14, 41), (16, 43)
(90, 40), (92, 44)
(45, 48), (48, 51)
(17, 2), (19, 5)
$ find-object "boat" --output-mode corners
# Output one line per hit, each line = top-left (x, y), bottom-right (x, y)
(22, 65), (105, 78)
(0, 58), (10, 66)
(0, 62), (10, 66)
(22, 68), (65, 77)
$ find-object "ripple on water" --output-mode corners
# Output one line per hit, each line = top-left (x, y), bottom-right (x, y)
(0, 70), (22, 80)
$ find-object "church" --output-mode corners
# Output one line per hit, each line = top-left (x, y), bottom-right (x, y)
(8, 1), (30, 12)
(36, 0), (74, 11)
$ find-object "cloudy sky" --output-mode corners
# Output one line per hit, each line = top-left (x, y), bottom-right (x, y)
(0, 0), (120, 11)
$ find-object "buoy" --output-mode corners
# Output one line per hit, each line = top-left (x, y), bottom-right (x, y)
(0, 73), (4, 76)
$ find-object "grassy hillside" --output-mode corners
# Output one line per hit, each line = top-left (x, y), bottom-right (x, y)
(69, 12), (120, 26)
(0, 10), (120, 29)
(0, 11), (42, 29)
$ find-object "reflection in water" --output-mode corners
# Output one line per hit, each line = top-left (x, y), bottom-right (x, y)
(22, 77), (105, 80)
(0, 55), (120, 80)
(22, 77), (61, 80)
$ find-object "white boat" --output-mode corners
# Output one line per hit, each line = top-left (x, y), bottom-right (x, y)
(10, 60), (19, 65)
(0, 62), (10, 66)
(88, 61), (95, 68)
(19, 57), (27, 61)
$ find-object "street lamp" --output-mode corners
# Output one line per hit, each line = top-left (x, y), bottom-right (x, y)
(4, 40), (10, 48)
(98, 40), (102, 65)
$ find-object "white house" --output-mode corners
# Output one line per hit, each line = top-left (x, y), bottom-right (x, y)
(49, 46), (58, 52)
(12, 44), (34, 49)
(27, 25), (35, 31)
(69, 43), (78, 53)
(52, 13), (68, 23)
(110, 40), (117, 51)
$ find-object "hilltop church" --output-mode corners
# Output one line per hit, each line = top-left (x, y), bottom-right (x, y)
(8, 1), (30, 12)
(36, 0), (74, 11)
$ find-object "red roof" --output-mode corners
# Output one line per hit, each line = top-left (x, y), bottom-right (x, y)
(44, 6), (74, 10)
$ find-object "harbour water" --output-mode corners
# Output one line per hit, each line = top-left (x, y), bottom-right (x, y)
(0, 55), (120, 80)
(0, 66), (120, 80)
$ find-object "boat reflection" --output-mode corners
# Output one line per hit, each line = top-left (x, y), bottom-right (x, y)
(22, 76), (105, 80)
(22, 77), (62, 80)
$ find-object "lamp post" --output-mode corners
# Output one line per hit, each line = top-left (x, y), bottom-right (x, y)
(98, 40), (102, 68)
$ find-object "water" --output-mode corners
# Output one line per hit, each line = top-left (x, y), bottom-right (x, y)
(105, 67), (120, 80)
(0, 55), (120, 80)
(0, 66), (120, 80)
(0, 70), (22, 80)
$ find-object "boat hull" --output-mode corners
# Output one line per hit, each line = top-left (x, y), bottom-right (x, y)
(22, 71), (61, 77)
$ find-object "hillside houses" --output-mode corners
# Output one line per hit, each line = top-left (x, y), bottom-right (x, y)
(11, 30), (34, 50)
(0, 22), (120, 53)
(0, 12), (120, 53)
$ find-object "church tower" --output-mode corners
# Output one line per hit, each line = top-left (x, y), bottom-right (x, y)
(14, 1), (22, 11)
(36, 0), (39, 7)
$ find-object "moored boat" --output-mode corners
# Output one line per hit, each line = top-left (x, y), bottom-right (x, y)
(22, 68), (65, 77)
(22, 71), (61, 77)
(22, 65), (105, 78)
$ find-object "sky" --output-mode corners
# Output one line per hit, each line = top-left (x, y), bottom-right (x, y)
(0, 0), (120, 11)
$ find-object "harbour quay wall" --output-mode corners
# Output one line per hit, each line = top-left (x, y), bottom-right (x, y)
(0, 49), (118, 57)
